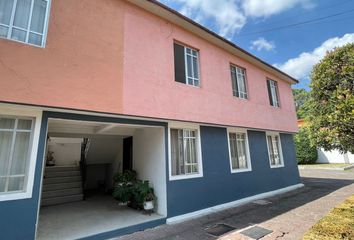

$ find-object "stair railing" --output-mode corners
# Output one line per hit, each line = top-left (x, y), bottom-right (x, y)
(80, 138), (90, 200)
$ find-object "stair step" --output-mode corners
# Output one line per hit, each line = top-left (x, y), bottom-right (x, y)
(42, 182), (82, 191)
(43, 176), (82, 184)
(42, 188), (83, 199)
(45, 166), (80, 172)
(45, 170), (81, 178)
(41, 194), (84, 207)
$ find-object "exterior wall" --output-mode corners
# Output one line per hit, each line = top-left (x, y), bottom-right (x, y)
(0, 0), (297, 133)
(133, 128), (167, 216)
(167, 126), (300, 218)
(0, 109), (47, 239)
(0, 0), (124, 113)
(317, 149), (354, 164)
(122, 3), (298, 133)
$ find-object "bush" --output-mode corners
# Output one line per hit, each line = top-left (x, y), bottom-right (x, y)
(295, 127), (318, 164)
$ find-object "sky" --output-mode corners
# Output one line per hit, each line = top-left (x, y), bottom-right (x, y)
(159, 0), (354, 89)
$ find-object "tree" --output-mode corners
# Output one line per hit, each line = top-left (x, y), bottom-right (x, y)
(294, 127), (318, 164)
(307, 43), (354, 154)
(292, 88), (310, 119)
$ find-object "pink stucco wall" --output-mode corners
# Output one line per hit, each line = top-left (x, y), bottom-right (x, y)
(122, 3), (298, 132)
(0, 0), (298, 132)
(0, 0), (125, 113)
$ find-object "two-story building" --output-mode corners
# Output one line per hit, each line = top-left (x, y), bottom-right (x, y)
(0, 0), (302, 239)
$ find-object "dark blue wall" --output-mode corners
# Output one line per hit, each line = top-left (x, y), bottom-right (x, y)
(167, 126), (300, 218)
(0, 115), (48, 239)
(0, 111), (167, 240)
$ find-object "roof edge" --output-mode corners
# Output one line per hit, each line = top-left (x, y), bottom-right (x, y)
(126, 0), (299, 84)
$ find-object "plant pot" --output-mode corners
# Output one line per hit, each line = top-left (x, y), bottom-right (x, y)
(118, 201), (129, 206)
(143, 201), (154, 210)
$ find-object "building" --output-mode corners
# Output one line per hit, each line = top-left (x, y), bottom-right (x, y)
(0, 0), (302, 239)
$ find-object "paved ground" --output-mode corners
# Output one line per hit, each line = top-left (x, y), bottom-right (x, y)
(116, 169), (354, 240)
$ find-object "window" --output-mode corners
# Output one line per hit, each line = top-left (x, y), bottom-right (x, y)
(174, 42), (200, 87)
(230, 65), (248, 99)
(0, 116), (34, 194)
(0, 0), (51, 47)
(169, 125), (202, 180)
(266, 133), (284, 168)
(227, 129), (251, 172)
(266, 79), (280, 107)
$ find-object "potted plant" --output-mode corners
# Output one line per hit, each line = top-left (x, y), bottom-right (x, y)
(112, 170), (137, 204)
(132, 180), (156, 211)
(112, 184), (133, 205)
(113, 170), (137, 186)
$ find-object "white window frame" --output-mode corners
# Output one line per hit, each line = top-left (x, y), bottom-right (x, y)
(168, 122), (203, 181)
(184, 46), (200, 87)
(268, 79), (280, 108)
(0, 0), (52, 48)
(227, 128), (252, 173)
(230, 65), (248, 99)
(0, 105), (42, 201)
(266, 131), (284, 168)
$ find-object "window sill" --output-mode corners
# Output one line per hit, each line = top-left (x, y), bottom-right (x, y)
(231, 168), (252, 173)
(0, 191), (32, 202)
(169, 173), (203, 181)
(0, 36), (44, 48)
(270, 164), (285, 169)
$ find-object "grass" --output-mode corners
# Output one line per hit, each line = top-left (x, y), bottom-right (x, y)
(303, 195), (354, 240)
(299, 163), (353, 169)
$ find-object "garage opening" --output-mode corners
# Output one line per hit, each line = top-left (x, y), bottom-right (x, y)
(36, 118), (167, 240)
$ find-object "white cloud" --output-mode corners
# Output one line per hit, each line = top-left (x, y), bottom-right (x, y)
(172, 0), (246, 38)
(160, 0), (315, 38)
(242, 0), (315, 18)
(274, 33), (354, 80)
(250, 37), (275, 51)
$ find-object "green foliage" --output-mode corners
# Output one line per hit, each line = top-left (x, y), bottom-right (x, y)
(295, 127), (318, 164)
(113, 170), (137, 183)
(292, 88), (311, 119)
(132, 180), (156, 208)
(112, 170), (156, 209)
(307, 43), (354, 154)
(112, 184), (133, 203)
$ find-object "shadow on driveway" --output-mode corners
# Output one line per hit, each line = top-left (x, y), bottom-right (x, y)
(118, 172), (354, 240)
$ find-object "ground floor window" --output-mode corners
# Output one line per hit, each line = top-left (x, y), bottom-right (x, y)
(227, 128), (252, 172)
(0, 116), (34, 193)
(266, 132), (284, 167)
(169, 124), (202, 179)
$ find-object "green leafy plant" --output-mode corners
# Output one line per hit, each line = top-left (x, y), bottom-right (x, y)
(307, 43), (354, 154)
(113, 170), (137, 184)
(112, 170), (137, 203)
(295, 126), (318, 164)
(131, 180), (156, 208)
(112, 184), (133, 203)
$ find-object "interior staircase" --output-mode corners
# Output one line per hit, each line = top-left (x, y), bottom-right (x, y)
(41, 166), (84, 206)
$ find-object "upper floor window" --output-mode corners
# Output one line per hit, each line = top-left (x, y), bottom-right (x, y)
(230, 65), (248, 99)
(0, 0), (51, 47)
(227, 128), (251, 173)
(266, 132), (284, 168)
(0, 116), (34, 194)
(266, 79), (280, 107)
(174, 42), (200, 87)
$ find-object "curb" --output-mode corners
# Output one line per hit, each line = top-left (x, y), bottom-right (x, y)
(298, 165), (354, 171)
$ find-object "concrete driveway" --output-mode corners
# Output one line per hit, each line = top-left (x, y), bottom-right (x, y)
(116, 168), (354, 240)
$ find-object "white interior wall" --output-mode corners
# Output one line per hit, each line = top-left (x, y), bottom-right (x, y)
(47, 138), (82, 166)
(317, 149), (354, 164)
(133, 128), (167, 216)
(86, 137), (123, 189)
